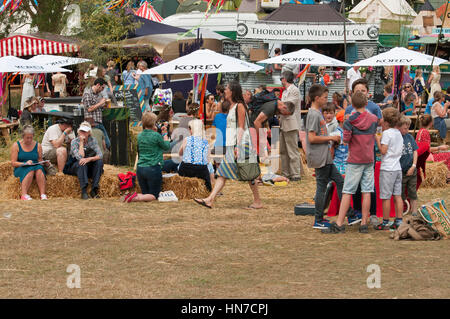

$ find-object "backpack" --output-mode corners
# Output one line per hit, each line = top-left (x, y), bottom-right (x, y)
(413, 78), (424, 94)
(118, 172), (137, 191)
(390, 215), (441, 241)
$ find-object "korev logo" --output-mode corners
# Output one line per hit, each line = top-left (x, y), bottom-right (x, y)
(375, 59), (413, 63)
(367, 25), (379, 39)
(237, 23), (248, 37)
(174, 64), (223, 71)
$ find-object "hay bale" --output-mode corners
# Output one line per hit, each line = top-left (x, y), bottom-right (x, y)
(422, 161), (448, 188)
(162, 175), (209, 200)
(0, 162), (209, 200)
(0, 161), (13, 181)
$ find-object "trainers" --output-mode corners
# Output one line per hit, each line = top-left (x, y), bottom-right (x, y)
(81, 192), (89, 200)
(359, 224), (369, 234)
(370, 215), (380, 226)
(40, 194), (48, 200)
(321, 222), (345, 234)
(390, 220), (403, 230)
(348, 211), (362, 225)
(313, 219), (332, 229)
(374, 221), (390, 230)
(20, 194), (32, 201)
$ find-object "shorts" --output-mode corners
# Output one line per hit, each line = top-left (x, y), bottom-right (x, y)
(342, 163), (374, 194)
(379, 170), (402, 199)
(401, 169), (418, 200)
(43, 148), (58, 164)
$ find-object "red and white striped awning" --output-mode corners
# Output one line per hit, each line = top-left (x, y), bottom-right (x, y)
(0, 34), (79, 58)
(135, 2), (163, 22)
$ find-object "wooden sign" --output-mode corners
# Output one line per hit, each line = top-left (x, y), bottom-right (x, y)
(113, 84), (145, 123)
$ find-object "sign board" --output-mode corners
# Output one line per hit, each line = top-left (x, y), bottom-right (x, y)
(113, 84), (145, 123)
(432, 28), (450, 35)
(222, 40), (240, 84)
(237, 20), (380, 42)
(372, 46), (391, 103)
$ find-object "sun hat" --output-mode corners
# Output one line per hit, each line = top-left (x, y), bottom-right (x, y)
(78, 121), (92, 133)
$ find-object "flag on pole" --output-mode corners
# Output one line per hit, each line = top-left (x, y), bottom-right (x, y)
(135, 1), (163, 22)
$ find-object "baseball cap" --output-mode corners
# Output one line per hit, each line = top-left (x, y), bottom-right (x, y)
(78, 121), (91, 132)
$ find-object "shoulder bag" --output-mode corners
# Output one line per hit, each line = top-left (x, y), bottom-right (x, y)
(234, 104), (261, 181)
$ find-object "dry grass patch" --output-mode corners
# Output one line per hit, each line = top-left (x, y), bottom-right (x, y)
(0, 175), (449, 299)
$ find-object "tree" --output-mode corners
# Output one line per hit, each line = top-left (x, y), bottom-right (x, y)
(0, 0), (75, 37)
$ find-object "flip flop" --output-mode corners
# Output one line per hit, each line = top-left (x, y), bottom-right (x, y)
(193, 198), (212, 209)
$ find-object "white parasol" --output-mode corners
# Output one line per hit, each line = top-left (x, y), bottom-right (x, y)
(28, 54), (91, 68)
(0, 56), (71, 73)
(258, 49), (350, 67)
(352, 47), (448, 66)
(142, 49), (263, 75)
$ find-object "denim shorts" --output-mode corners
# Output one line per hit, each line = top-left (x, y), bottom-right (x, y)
(379, 170), (402, 199)
(342, 163), (374, 194)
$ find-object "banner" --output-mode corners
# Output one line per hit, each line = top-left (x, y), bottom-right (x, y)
(237, 20), (380, 42)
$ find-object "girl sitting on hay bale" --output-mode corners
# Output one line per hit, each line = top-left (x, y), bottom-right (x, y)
(178, 119), (212, 192)
(124, 111), (170, 203)
(10, 125), (49, 200)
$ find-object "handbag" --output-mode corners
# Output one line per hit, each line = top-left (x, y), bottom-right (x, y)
(234, 104), (261, 181)
(418, 199), (450, 239)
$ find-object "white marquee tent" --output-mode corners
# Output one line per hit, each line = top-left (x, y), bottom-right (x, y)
(349, 0), (417, 23)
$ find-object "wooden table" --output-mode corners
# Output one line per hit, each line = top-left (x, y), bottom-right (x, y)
(0, 121), (19, 145)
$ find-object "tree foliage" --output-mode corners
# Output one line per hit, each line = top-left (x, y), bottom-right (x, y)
(0, 0), (74, 37)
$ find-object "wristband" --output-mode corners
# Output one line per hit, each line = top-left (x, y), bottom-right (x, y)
(412, 164), (416, 168)
(63, 131), (68, 136)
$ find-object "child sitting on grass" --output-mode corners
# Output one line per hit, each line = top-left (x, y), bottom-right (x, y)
(374, 107), (404, 230)
(399, 116), (418, 215)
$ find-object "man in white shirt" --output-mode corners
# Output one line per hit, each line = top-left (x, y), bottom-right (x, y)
(280, 70), (302, 181)
(347, 66), (362, 94)
(42, 118), (75, 175)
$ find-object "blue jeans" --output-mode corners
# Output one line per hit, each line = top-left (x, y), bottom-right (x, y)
(95, 122), (111, 149)
(67, 159), (104, 192)
(137, 165), (162, 199)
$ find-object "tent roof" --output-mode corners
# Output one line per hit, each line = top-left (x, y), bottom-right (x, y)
(263, 4), (348, 23)
(350, 0), (417, 17)
(418, 0), (435, 12)
(128, 15), (188, 38)
(0, 34), (79, 57)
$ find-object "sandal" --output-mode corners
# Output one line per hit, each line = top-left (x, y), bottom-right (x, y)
(193, 198), (212, 209)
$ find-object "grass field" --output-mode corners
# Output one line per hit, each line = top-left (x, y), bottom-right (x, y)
(1, 175), (449, 299)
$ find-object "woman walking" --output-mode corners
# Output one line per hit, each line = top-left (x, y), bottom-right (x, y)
(194, 81), (263, 209)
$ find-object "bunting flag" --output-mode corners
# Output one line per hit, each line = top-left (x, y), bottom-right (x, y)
(135, 1), (163, 22)
(0, 0), (38, 15)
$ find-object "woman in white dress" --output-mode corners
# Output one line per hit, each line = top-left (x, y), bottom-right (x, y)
(21, 73), (35, 111)
(428, 65), (441, 98)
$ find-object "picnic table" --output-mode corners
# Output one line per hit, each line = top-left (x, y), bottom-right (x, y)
(0, 121), (19, 145)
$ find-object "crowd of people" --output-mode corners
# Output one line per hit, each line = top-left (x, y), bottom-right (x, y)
(10, 57), (450, 234)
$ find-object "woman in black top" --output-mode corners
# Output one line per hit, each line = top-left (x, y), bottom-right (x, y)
(172, 91), (187, 114)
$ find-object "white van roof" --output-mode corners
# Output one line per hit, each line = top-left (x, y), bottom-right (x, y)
(162, 12), (258, 32)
